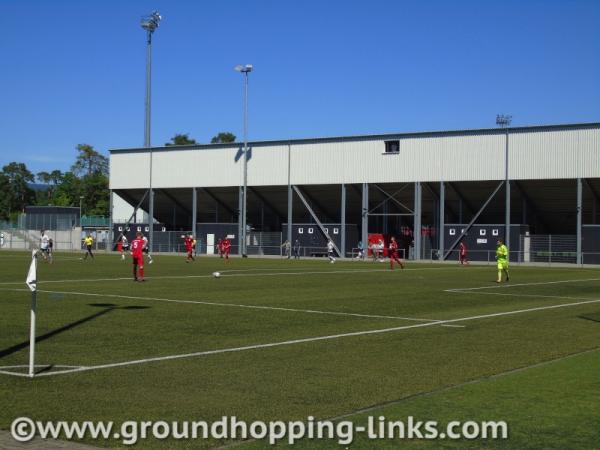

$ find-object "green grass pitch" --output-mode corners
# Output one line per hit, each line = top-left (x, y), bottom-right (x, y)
(1, 251), (599, 448)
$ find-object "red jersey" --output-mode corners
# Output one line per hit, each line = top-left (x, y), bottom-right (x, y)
(131, 238), (145, 258)
(389, 240), (398, 253)
(223, 239), (231, 252)
(459, 243), (467, 256)
(184, 236), (193, 252)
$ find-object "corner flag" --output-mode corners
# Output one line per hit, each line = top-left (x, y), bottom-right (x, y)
(26, 250), (37, 378)
(26, 250), (37, 292)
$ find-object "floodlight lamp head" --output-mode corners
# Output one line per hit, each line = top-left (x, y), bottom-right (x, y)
(496, 114), (512, 128)
(141, 10), (161, 33)
(234, 64), (253, 73)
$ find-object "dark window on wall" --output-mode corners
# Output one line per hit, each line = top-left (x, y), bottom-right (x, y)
(384, 140), (400, 154)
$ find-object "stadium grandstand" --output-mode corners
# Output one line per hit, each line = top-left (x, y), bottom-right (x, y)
(109, 122), (600, 263)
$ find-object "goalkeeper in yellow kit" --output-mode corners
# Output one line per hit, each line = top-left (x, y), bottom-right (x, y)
(495, 239), (509, 283)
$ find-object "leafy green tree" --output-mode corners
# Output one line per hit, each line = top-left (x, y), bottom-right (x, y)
(0, 172), (10, 220)
(2, 162), (35, 214)
(211, 132), (236, 144)
(81, 171), (109, 216)
(165, 133), (197, 146)
(71, 144), (108, 176)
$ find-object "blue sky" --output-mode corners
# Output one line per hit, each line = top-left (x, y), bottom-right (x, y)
(1, 0), (599, 175)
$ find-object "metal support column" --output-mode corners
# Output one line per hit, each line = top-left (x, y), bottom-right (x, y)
(192, 187), (197, 238)
(341, 184), (346, 258)
(443, 181), (504, 260)
(148, 189), (154, 252)
(439, 182), (445, 259)
(109, 190), (114, 249)
(362, 183), (369, 255)
(413, 182), (422, 260)
(287, 143), (292, 244)
(293, 186), (341, 256)
(287, 186), (292, 245)
(238, 187), (243, 256)
(577, 178), (582, 265)
(505, 130), (511, 250)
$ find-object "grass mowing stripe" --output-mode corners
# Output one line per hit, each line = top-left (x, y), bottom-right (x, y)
(0, 288), (441, 323)
(5, 294), (600, 378)
(219, 347), (600, 450)
(445, 277), (600, 292)
(0, 265), (488, 286)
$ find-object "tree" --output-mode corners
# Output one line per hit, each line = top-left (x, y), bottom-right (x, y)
(211, 132), (236, 144)
(53, 171), (82, 208)
(165, 133), (197, 146)
(0, 172), (10, 220)
(71, 144), (108, 176)
(35, 170), (66, 205)
(2, 162), (35, 214)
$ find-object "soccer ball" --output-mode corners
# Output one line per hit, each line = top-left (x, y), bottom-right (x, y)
(213, 272), (221, 278)
(181, 235), (185, 238)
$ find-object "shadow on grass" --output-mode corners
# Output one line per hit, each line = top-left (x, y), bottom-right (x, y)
(0, 303), (150, 361)
(579, 313), (600, 324)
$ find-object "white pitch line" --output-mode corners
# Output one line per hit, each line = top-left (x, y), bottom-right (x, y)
(0, 365), (84, 378)
(1, 288), (441, 323)
(0, 265), (486, 286)
(449, 290), (599, 302)
(8, 295), (600, 378)
(445, 277), (600, 292)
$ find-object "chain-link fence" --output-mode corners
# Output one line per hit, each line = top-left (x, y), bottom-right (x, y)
(427, 233), (600, 265)
(0, 228), (82, 251)
(521, 234), (577, 264)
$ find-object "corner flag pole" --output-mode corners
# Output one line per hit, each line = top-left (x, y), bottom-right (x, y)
(26, 250), (38, 378)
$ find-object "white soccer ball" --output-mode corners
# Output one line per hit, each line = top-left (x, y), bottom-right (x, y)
(213, 272), (221, 278)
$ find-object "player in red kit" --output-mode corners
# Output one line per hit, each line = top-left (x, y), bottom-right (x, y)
(222, 237), (231, 260)
(183, 234), (195, 262)
(389, 236), (405, 270)
(217, 238), (224, 258)
(131, 232), (146, 282)
(459, 241), (469, 265)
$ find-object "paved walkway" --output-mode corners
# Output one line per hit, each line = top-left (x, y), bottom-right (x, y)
(0, 430), (102, 450)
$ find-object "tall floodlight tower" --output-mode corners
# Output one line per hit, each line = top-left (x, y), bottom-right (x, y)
(141, 11), (161, 251)
(234, 64), (253, 256)
(496, 114), (512, 251)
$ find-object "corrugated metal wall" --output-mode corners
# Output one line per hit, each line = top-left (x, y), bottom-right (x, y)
(109, 126), (600, 189)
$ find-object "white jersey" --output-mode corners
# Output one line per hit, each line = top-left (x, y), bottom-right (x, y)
(41, 234), (49, 250)
(327, 241), (334, 252)
(142, 236), (149, 249)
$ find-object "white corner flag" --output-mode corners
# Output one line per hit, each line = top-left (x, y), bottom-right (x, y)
(26, 250), (38, 378)
(26, 250), (37, 292)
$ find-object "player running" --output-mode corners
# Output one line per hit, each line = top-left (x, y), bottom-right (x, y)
(459, 241), (469, 265)
(130, 231), (146, 282)
(495, 239), (510, 283)
(388, 236), (404, 270)
(40, 230), (51, 263)
(116, 233), (127, 261)
(142, 233), (153, 264)
(222, 237), (231, 260)
(183, 234), (195, 262)
(82, 233), (94, 261)
(327, 239), (336, 263)
(47, 237), (54, 264)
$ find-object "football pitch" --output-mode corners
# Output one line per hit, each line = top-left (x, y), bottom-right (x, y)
(1, 251), (600, 448)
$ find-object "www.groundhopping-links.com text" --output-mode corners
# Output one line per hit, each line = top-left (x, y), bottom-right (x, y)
(11, 416), (509, 445)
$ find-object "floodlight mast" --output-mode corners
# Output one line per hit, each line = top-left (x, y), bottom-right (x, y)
(234, 64), (253, 256)
(496, 114), (513, 250)
(141, 11), (161, 252)
(496, 114), (512, 128)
